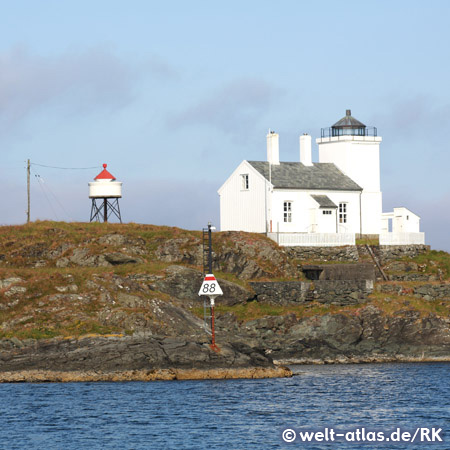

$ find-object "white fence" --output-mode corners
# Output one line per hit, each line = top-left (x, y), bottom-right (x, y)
(267, 232), (355, 247)
(379, 232), (425, 246)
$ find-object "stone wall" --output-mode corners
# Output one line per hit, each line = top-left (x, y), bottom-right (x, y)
(314, 263), (375, 281)
(285, 246), (359, 262)
(285, 244), (429, 265)
(377, 283), (450, 301)
(359, 245), (430, 264)
(249, 280), (374, 306)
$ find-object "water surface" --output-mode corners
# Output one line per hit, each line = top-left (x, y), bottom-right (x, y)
(0, 363), (448, 449)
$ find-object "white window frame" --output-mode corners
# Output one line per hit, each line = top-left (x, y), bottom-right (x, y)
(283, 201), (292, 223)
(339, 202), (347, 223)
(241, 174), (249, 190)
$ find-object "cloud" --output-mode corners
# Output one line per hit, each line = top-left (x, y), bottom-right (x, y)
(0, 46), (177, 135)
(371, 95), (450, 140)
(122, 179), (219, 229)
(167, 78), (280, 140)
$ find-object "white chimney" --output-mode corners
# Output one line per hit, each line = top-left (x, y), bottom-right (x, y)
(300, 133), (313, 166)
(266, 131), (280, 165)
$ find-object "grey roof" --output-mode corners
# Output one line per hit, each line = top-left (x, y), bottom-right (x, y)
(311, 195), (338, 208)
(247, 161), (362, 191)
(332, 109), (366, 128)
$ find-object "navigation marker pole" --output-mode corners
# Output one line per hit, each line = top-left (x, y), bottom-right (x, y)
(198, 274), (223, 352)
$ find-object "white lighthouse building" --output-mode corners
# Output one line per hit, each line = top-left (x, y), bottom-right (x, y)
(218, 110), (424, 246)
(89, 164), (123, 223)
(317, 110), (382, 235)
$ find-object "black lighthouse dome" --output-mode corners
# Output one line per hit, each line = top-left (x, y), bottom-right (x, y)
(321, 110), (377, 138)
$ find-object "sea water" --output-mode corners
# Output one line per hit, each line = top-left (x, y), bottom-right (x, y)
(0, 363), (448, 449)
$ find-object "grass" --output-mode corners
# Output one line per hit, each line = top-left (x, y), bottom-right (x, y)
(1, 221), (448, 339)
(409, 250), (450, 279)
(356, 237), (380, 246)
(192, 292), (449, 323)
(367, 290), (450, 317)
(192, 300), (362, 322)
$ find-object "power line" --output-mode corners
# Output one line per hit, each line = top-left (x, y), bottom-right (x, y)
(31, 168), (75, 221)
(34, 172), (59, 221)
(30, 162), (100, 170)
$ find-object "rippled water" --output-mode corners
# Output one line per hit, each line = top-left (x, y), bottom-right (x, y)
(0, 363), (448, 449)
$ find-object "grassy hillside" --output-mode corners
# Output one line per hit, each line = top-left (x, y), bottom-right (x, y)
(0, 221), (448, 340)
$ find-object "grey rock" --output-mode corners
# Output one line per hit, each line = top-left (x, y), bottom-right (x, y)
(0, 336), (274, 372)
(104, 252), (144, 265)
(0, 278), (23, 289)
(152, 265), (252, 306)
(4, 286), (27, 297)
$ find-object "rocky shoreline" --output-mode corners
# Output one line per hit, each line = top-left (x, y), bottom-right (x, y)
(0, 224), (448, 381)
(276, 355), (450, 365)
(0, 335), (293, 382)
(0, 366), (292, 383)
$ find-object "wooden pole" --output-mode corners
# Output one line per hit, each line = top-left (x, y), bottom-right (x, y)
(27, 159), (30, 223)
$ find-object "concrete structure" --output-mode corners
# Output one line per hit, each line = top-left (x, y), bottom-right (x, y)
(218, 110), (424, 245)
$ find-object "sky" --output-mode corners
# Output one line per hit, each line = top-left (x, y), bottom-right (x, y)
(1, 0), (449, 251)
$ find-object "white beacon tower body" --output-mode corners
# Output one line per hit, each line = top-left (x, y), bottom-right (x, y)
(316, 110), (382, 236)
(89, 164), (123, 223)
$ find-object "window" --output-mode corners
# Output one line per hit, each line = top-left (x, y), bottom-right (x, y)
(283, 201), (292, 223)
(241, 174), (249, 190)
(339, 203), (347, 223)
(322, 210), (332, 215)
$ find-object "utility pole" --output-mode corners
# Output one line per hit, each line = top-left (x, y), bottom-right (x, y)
(27, 159), (30, 224)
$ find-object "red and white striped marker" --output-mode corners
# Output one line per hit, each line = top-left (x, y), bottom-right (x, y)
(198, 274), (223, 297)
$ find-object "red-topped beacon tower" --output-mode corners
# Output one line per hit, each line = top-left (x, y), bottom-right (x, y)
(89, 164), (122, 223)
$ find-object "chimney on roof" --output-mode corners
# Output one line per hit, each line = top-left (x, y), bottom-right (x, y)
(300, 133), (313, 166)
(266, 130), (280, 165)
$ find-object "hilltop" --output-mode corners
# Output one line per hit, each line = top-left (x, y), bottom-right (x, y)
(0, 221), (449, 380)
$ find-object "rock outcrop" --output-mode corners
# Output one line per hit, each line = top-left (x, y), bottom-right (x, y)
(0, 222), (448, 377)
(221, 305), (450, 363)
(0, 335), (292, 381)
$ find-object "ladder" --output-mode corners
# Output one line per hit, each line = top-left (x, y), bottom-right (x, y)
(202, 226), (210, 275)
(202, 226), (212, 334)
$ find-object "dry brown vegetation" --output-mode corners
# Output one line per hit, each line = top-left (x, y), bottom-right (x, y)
(0, 221), (448, 339)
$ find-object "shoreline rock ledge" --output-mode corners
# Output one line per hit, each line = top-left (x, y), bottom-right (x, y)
(0, 336), (292, 382)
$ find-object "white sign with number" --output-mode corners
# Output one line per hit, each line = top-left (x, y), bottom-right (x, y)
(198, 274), (223, 297)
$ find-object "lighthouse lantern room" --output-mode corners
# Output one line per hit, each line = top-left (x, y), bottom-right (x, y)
(89, 164), (123, 223)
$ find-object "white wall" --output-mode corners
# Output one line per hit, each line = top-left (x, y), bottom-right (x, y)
(317, 208), (337, 233)
(317, 136), (382, 191)
(393, 207), (420, 233)
(380, 232), (425, 245)
(381, 207), (420, 233)
(218, 161), (268, 232)
(268, 232), (355, 247)
(269, 190), (361, 234)
(381, 212), (393, 233)
(317, 135), (382, 234)
(361, 191), (382, 234)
